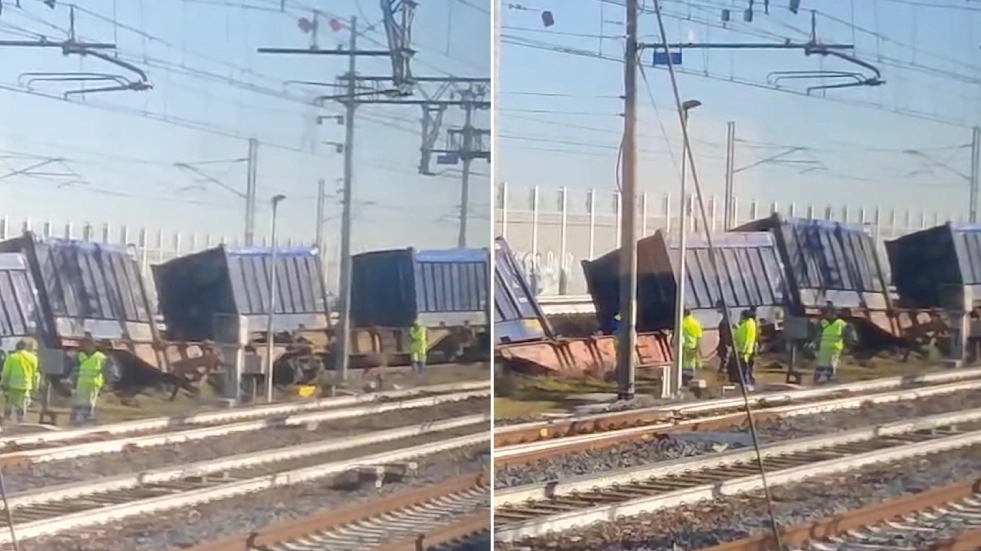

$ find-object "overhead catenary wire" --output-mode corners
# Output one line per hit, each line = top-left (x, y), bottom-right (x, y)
(649, 0), (784, 546)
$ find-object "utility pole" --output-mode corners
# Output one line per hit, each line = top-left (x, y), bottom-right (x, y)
(458, 97), (475, 248)
(245, 138), (259, 245)
(723, 121), (735, 230)
(971, 126), (980, 224)
(617, 0), (639, 402)
(259, 5), (487, 385)
(337, 20), (359, 385)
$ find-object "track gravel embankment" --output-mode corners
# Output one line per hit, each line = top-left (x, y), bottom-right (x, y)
(496, 389), (981, 488)
(495, 444), (981, 550)
(7, 397), (489, 493)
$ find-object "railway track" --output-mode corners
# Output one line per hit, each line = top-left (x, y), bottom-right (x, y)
(697, 477), (981, 551)
(168, 473), (490, 551)
(0, 418), (490, 545)
(495, 379), (981, 481)
(0, 383), (489, 466)
(493, 368), (981, 459)
(493, 407), (981, 542)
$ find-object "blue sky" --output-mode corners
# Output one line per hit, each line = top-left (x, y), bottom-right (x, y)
(0, 0), (489, 252)
(498, 0), (981, 217)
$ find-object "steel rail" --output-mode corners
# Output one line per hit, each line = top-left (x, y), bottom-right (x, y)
(0, 389), (489, 465)
(496, 406), (981, 507)
(2, 414), (490, 513)
(494, 378), (981, 465)
(368, 510), (490, 551)
(494, 413), (981, 541)
(493, 367), (981, 447)
(0, 431), (490, 543)
(164, 472), (490, 551)
(696, 478), (981, 551)
(0, 379), (489, 449)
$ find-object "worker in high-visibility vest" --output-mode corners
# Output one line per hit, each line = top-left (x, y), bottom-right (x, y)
(814, 306), (851, 384)
(71, 337), (107, 425)
(1, 339), (38, 424)
(409, 319), (428, 374)
(734, 310), (758, 391)
(681, 309), (702, 386)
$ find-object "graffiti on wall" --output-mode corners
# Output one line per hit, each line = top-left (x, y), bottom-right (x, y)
(512, 248), (580, 295)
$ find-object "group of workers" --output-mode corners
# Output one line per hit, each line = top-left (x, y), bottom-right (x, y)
(0, 336), (109, 426)
(615, 303), (854, 390)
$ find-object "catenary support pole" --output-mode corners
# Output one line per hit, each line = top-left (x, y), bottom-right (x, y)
(245, 138), (258, 245)
(335, 17), (359, 385)
(724, 121), (735, 230)
(617, 0), (639, 401)
(971, 126), (979, 224)
(458, 98), (474, 248)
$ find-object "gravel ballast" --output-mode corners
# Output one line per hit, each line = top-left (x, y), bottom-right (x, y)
(7, 397), (489, 493)
(17, 444), (490, 551)
(495, 389), (981, 487)
(495, 445), (981, 550)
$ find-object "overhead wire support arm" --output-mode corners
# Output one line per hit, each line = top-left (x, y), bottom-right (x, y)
(0, 6), (151, 97)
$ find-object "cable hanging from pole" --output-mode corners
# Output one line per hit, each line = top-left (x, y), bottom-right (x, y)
(649, 0), (785, 547)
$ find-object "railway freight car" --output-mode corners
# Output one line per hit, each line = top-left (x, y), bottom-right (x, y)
(0, 232), (218, 395)
(152, 244), (330, 385)
(0, 253), (45, 351)
(350, 247), (490, 364)
(885, 223), (981, 310)
(582, 229), (786, 358)
(493, 237), (553, 346)
(733, 213), (928, 342)
(494, 235), (671, 377)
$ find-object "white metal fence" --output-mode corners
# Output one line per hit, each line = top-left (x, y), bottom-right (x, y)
(495, 182), (963, 296)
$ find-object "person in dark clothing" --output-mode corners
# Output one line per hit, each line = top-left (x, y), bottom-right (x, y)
(715, 301), (738, 384)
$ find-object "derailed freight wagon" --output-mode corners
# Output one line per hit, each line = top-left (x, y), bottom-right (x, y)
(493, 237), (553, 346)
(582, 230), (785, 362)
(0, 232), (218, 392)
(733, 213), (935, 343)
(885, 223), (978, 357)
(0, 253), (45, 351)
(152, 245), (331, 385)
(350, 247), (490, 365)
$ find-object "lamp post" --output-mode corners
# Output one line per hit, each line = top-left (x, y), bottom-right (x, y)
(667, 99), (702, 399)
(265, 193), (287, 403)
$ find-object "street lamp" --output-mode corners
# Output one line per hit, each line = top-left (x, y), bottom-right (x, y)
(265, 193), (287, 403)
(667, 99), (702, 399)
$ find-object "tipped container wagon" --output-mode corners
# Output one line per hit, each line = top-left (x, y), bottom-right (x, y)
(350, 247), (490, 364)
(493, 237), (553, 346)
(581, 229), (786, 358)
(152, 244), (330, 384)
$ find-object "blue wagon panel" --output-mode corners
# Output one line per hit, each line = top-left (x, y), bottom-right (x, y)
(582, 230), (785, 333)
(0, 253), (44, 341)
(153, 245), (329, 341)
(886, 222), (981, 308)
(0, 233), (156, 345)
(734, 214), (890, 313)
(350, 247), (489, 329)
(494, 237), (552, 344)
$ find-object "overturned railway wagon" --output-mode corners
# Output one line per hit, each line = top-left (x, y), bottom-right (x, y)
(493, 237), (553, 346)
(350, 247), (490, 365)
(582, 230), (786, 358)
(886, 223), (981, 311)
(152, 245), (330, 383)
(0, 233), (221, 392)
(0, 252), (44, 348)
(494, 236), (671, 377)
(732, 213), (929, 342)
